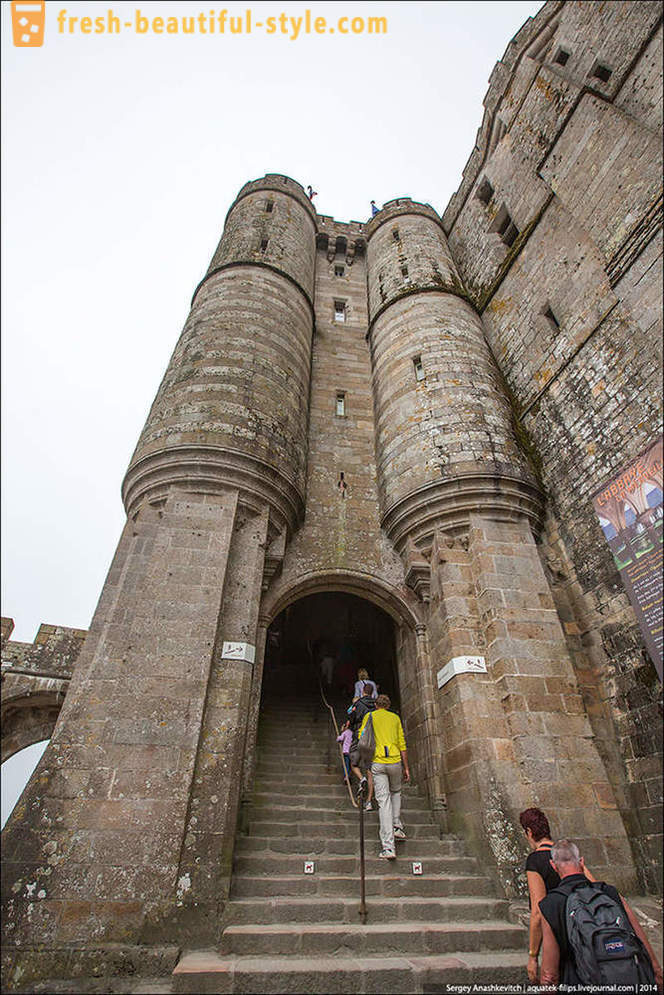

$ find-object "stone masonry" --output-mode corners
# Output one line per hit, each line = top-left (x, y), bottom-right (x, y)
(2, 1), (662, 989)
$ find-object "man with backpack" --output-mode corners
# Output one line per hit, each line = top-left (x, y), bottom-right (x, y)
(347, 683), (376, 810)
(539, 839), (662, 991)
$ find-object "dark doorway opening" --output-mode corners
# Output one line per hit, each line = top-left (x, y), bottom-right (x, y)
(263, 592), (399, 709)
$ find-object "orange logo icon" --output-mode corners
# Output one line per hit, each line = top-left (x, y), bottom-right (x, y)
(11, 2), (45, 47)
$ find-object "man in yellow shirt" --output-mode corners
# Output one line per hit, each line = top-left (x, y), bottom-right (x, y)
(359, 694), (410, 859)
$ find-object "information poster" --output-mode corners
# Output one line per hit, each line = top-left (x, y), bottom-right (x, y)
(592, 437), (663, 680)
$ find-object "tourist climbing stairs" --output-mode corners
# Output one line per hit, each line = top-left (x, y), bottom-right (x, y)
(173, 692), (527, 993)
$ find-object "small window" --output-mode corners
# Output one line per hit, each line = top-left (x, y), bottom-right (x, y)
(336, 392), (346, 416)
(490, 204), (519, 247)
(265, 200), (274, 213)
(260, 238), (268, 252)
(401, 265), (410, 281)
(334, 264), (345, 277)
(502, 222), (519, 247)
(541, 304), (560, 331)
(334, 300), (346, 323)
(553, 47), (570, 66)
(392, 228), (400, 242)
(476, 177), (494, 206)
(592, 62), (612, 84)
(413, 356), (424, 382)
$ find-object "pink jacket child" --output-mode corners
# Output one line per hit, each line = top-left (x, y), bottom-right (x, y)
(337, 723), (353, 781)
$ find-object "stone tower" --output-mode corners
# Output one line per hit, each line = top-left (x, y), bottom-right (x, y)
(2, 1), (662, 989)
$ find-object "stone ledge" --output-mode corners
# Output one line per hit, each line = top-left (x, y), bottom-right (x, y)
(381, 468), (544, 551)
(122, 446), (304, 537)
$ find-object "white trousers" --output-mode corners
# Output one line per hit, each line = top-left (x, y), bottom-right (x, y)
(371, 761), (404, 853)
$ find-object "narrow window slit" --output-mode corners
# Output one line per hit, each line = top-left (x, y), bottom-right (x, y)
(476, 177), (494, 206)
(592, 62), (612, 84)
(490, 204), (519, 247)
(542, 304), (560, 331)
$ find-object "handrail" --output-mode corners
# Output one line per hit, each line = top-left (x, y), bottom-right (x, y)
(357, 777), (368, 924)
(316, 676), (368, 922)
(318, 677), (358, 809)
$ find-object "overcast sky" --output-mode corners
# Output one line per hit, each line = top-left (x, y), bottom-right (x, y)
(1, 0), (543, 819)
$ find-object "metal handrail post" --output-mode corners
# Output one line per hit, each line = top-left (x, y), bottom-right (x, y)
(358, 779), (368, 924)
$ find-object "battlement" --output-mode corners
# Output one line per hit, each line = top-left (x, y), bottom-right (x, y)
(1, 617), (87, 680)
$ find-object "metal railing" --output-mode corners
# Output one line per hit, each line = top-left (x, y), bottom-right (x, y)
(318, 678), (358, 809)
(317, 678), (368, 923)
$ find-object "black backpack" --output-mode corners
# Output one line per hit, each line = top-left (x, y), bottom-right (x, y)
(564, 881), (655, 988)
(349, 696), (375, 737)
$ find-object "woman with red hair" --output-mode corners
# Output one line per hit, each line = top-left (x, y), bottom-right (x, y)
(519, 807), (593, 983)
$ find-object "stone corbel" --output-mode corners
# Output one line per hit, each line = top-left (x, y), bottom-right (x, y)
(262, 529), (286, 590)
(403, 536), (431, 602)
(431, 529), (463, 564)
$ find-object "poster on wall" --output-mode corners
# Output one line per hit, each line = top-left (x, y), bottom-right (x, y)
(592, 436), (663, 681)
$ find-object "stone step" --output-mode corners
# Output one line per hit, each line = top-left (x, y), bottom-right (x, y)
(259, 712), (330, 721)
(235, 836), (462, 857)
(259, 716), (342, 724)
(173, 949), (527, 993)
(252, 772), (354, 788)
(249, 786), (355, 802)
(247, 821), (441, 839)
(230, 873), (493, 900)
(220, 895), (510, 926)
(256, 733), (334, 745)
(255, 761), (341, 775)
(30, 976), (175, 994)
(219, 920), (525, 957)
(247, 807), (435, 825)
(233, 853), (479, 876)
(247, 792), (432, 813)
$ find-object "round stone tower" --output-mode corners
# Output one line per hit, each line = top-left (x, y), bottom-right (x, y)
(122, 175), (317, 535)
(366, 198), (542, 550)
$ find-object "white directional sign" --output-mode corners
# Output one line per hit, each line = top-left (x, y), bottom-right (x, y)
(221, 641), (256, 663)
(437, 655), (487, 689)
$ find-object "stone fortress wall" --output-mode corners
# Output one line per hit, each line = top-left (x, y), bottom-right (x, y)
(442, 0), (663, 891)
(2, 0), (661, 987)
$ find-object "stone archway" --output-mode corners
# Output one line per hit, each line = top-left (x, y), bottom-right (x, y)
(1, 678), (68, 764)
(242, 573), (446, 823)
(263, 569), (423, 631)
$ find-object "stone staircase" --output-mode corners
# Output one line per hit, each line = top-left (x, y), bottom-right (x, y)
(173, 693), (527, 993)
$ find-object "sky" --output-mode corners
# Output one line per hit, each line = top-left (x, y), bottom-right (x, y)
(1, 0), (543, 821)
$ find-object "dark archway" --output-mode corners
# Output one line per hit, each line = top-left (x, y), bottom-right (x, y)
(262, 591), (400, 708)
